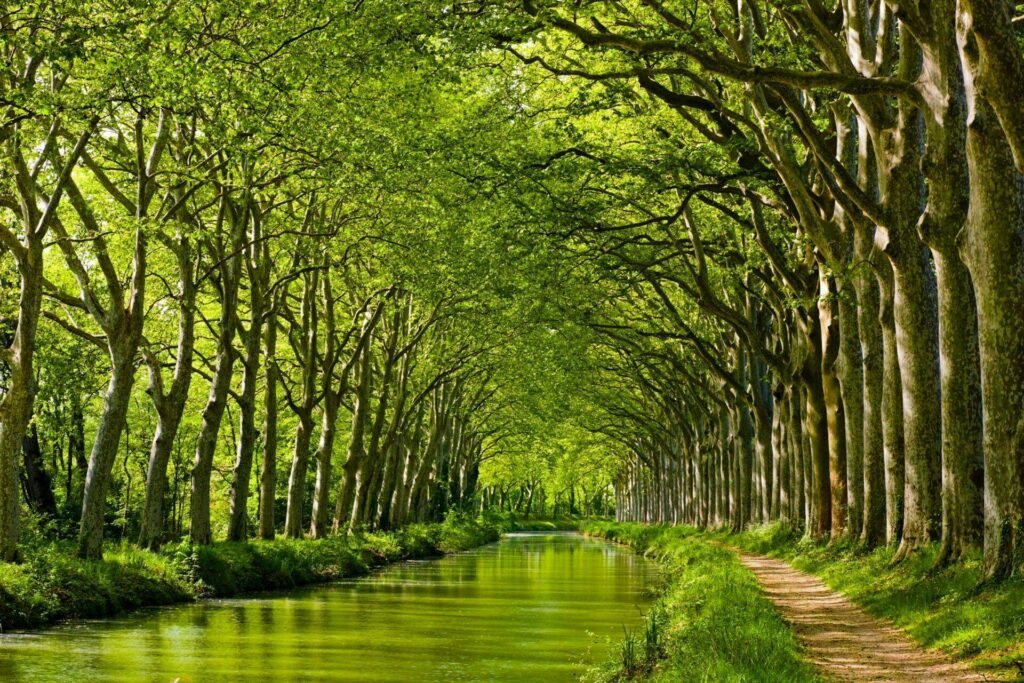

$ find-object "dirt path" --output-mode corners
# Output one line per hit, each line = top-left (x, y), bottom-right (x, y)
(735, 551), (986, 682)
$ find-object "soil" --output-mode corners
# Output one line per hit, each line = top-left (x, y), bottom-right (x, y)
(736, 551), (987, 682)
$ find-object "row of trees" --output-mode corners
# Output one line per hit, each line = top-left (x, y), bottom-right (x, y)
(6, 0), (1021, 585)
(463, 0), (1024, 579)
(478, 422), (619, 518)
(0, 1), (542, 561)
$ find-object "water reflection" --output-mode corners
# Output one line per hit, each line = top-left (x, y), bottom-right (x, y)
(0, 533), (655, 682)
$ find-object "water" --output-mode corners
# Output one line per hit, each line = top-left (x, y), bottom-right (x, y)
(0, 533), (656, 682)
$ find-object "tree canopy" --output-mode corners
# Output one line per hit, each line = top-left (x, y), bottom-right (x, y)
(1, 0), (1022, 585)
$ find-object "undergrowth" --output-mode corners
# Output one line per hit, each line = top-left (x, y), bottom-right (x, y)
(0, 512), (499, 632)
(479, 509), (586, 532)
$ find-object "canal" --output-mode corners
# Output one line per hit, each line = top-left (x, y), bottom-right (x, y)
(0, 532), (656, 681)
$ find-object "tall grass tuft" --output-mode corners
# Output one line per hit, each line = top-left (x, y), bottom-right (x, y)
(619, 626), (640, 678)
(641, 607), (663, 663)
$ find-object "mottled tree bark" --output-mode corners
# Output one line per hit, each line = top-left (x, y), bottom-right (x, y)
(0, 124), (94, 561)
(0, 238), (43, 561)
(226, 210), (271, 542)
(955, 78), (1024, 578)
(798, 310), (831, 539)
(334, 326), (373, 533)
(257, 311), (279, 540)
(913, 0), (984, 565)
(820, 272), (849, 536)
(189, 319), (237, 545)
(836, 272), (864, 538)
(139, 236), (195, 550)
(80, 337), (142, 558)
(189, 197), (244, 546)
(225, 318), (261, 542)
(284, 267), (320, 539)
(853, 223), (886, 547)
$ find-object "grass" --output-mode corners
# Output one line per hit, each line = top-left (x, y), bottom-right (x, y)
(479, 509), (594, 532)
(582, 521), (821, 682)
(509, 517), (584, 531)
(716, 522), (1024, 679)
(0, 542), (194, 630)
(0, 512), (499, 632)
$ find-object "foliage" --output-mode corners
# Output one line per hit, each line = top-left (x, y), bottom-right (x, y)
(435, 511), (501, 553)
(0, 541), (193, 631)
(1, 4), (1022, 677)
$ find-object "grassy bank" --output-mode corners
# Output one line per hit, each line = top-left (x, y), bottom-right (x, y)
(582, 521), (820, 682)
(506, 517), (583, 532)
(0, 513), (499, 632)
(717, 522), (1024, 678)
(479, 510), (592, 532)
(511, 519), (581, 531)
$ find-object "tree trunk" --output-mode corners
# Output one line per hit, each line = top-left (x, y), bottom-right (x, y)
(334, 330), (373, 533)
(138, 237), (195, 551)
(74, 224), (149, 561)
(914, 6), (985, 565)
(889, 240), (943, 557)
(0, 123), (93, 560)
(258, 314), (279, 540)
(78, 345), (139, 558)
(787, 388), (805, 528)
(820, 274), (848, 536)
(932, 247), (984, 564)
(853, 224), (887, 547)
(226, 321), (261, 542)
(226, 215), (270, 543)
(406, 399), (446, 524)
(800, 311), (831, 539)
(189, 331), (237, 546)
(877, 263), (905, 544)
(284, 414), (314, 538)
(837, 274), (864, 538)
(284, 270), (319, 538)
(0, 241), (43, 561)
(188, 199), (242, 547)
(138, 402), (185, 550)
(21, 424), (56, 517)
(310, 393), (339, 538)
(354, 312), (401, 528)
(956, 90), (1024, 578)
(376, 369), (418, 529)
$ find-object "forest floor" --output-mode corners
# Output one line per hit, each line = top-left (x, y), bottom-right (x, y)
(0, 513), (499, 632)
(735, 549), (984, 682)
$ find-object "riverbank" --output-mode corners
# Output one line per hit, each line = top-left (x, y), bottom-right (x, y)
(581, 521), (820, 681)
(502, 515), (583, 531)
(716, 523), (1023, 679)
(0, 531), (657, 681)
(0, 514), (499, 632)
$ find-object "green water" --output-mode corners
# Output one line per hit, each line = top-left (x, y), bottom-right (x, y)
(0, 533), (656, 682)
